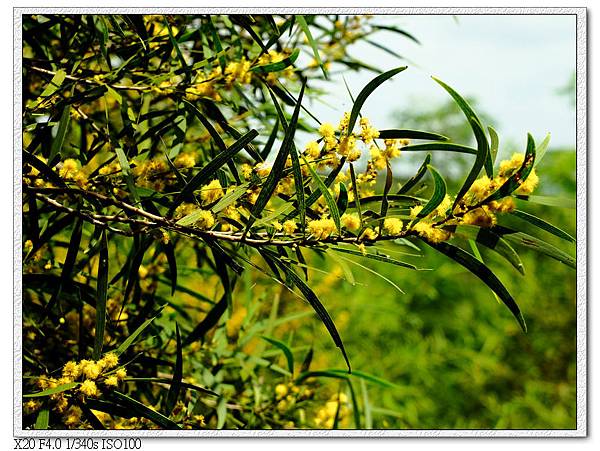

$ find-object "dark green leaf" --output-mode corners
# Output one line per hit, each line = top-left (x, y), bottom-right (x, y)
(112, 306), (165, 357)
(378, 129), (449, 141)
(296, 15), (327, 79)
(48, 107), (71, 164)
(348, 66), (407, 135)
(247, 80), (306, 230)
(261, 336), (294, 375)
(401, 142), (477, 155)
(413, 165), (447, 221)
(511, 209), (575, 242)
(425, 240), (527, 332)
(169, 129), (258, 216)
(110, 391), (181, 429)
(251, 48), (300, 73)
(276, 260), (351, 372)
(165, 323), (183, 416)
(337, 182), (349, 216)
(183, 293), (227, 347)
(483, 133), (536, 203)
(493, 226), (575, 268)
(24, 382), (78, 398)
(445, 224), (525, 275)
(303, 154), (341, 233)
(398, 153), (431, 194)
(93, 229), (109, 360)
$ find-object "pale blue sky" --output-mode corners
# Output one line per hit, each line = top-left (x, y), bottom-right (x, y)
(309, 14), (576, 151)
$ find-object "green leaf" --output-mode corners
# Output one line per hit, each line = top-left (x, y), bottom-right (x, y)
(46, 217), (83, 313)
(493, 226), (575, 268)
(432, 76), (492, 184)
(276, 259), (351, 372)
(49, 107), (71, 163)
(378, 129), (449, 141)
(164, 18), (190, 82)
(483, 133), (536, 203)
(514, 194), (576, 209)
(163, 241), (178, 296)
(23, 150), (66, 188)
(261, 336), (295, 375)
(93, 229), (109, 360)
(115, 147), (140, 204)
(533, 133), (552, 168)
(511, 209), (575, 242)
(401, 142), (478, 155)
(449, 115), (490, 210)
(24, 382), (78, 398)
(331, 247), (417, 270)
(347, 66), (407, 135)
(303, 154), (341, 234)
(337, 182), (349, 216)
(425, 241), (527, 332)
(110, 391), (181, 429)
(34, 406), (49, 429)
(112, 306), (165, 357)
(296, 369), (397, 388)
(251, 48), (300, 73)
(446, 224), (525, 275)
(296, 16), (327, 79)
(488, 126), (500, 166)
(165, 323), (183, 416)
(211, 182), (251, 213)
(169, 129), (258, 216)
(39, 69), (66, 98)
(247, 80), (306, 230)
(183, 293), (228, 347)
(413, 165), (447, 221)
(349, 163), (363, 227)
(265, 84), (306, 232)
(379, 160), (394, 232)
(398, 153), (431, 194)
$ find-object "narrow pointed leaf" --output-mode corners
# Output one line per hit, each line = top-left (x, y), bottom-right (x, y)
(348, 66), (407, 134)
(425, 240), (527, 332)
(413, 165), (447, 221)
(296, 15), (327, 79)
(110, 391), (181, 429)
(24, 382), (78, 398)
(165, 323), (183, 416)
(400, 142), (477, 155)
(276, 260), (351, 372)
(251, 48), (300, 73)
(261, 336), (294, 375)
(169, 129), (258, 216)
(483, 133), (536, 203)
(49, 107), (71, 163)
(93, 229), (109, 360)
(112, 306), (165, 357)
(445, 224), (525, 275)
(398, 153), (431, 194)
(378, 129), (449, 141)
(303, 155), (341, 233)
(247, 80), (305, 230)
(511, 209), (575, 242)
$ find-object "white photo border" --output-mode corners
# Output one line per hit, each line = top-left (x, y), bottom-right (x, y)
(13, 6), (587, 438)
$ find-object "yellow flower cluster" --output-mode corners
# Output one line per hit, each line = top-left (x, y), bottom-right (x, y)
(314, 392), (350, 429)
(200, 179), (224, 204)
(383, 217), (403, 235)
(29, 353), (126, 422)
(58, 158), (88, 188)
(341, 213), (361, 231)
(308, 218), (337, 239)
